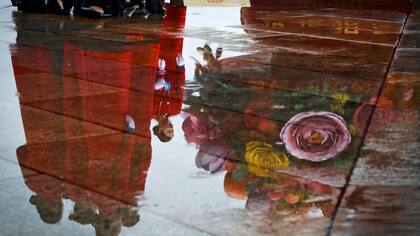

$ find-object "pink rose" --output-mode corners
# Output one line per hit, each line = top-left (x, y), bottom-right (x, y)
(182, 115), (221, 145)
(280, 111), (351, 162)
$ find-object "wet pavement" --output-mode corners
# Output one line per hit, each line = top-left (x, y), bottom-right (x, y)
(0, 0), (419, 235)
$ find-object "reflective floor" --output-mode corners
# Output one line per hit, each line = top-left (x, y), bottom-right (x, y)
(0, 0), (419, 235)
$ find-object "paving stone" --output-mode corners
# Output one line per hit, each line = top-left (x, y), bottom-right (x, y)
(332, 186), (420, 236)
(17, 105), (118, 145)
(0, 176), (210, 236)
(0, 158), (38, 181)
(350, 107), (420, 186)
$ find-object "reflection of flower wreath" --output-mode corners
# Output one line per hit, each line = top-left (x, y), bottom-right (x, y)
(243, 173), (336, 217)
(244, 100), (279, 135)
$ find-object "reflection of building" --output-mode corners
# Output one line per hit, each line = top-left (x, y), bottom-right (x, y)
(11, 3), (186, 236)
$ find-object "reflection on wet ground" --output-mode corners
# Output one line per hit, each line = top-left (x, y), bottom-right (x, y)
(0, 0), (419, 235)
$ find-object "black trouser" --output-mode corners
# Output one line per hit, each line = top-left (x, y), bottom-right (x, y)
(146, 0), (164, 14)
(74, 0), (147, 16)
(15, 0), (75, 14)
(14, 0), (164, 16)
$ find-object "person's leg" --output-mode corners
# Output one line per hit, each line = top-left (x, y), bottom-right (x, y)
(15, 0), (48, 12)
(169, 0), (183, 7)
(47, 0), (75, 14)
(146, 0), (165, 15)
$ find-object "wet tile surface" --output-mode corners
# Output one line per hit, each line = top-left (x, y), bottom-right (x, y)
(0, 0), (418, 235)
(332, 186), (420, 236)
(0, 158), (38, 181)
(345, 3), (420, 187)
(349, 73), (420, 186)
(0, 176), (211, 236)
(332, 3), (420, 235)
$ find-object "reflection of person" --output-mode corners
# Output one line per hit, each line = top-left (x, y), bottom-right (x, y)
(91, 212), (123, 236)
(18, 148), (65, 224)
(29, 195), (64, 224)
(11, 11), (152, 234)
(151, 3), (187, 142)
(153, 116), (174, 142)
(69, 202), (97, 225)
(69, 203), (140, 236)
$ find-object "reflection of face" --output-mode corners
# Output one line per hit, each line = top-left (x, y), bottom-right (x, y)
(69, 202), (97, 225)
(29, 195), (63, 224)
(93, 213), (123, 236)
(158, 118), (174, 138)
(120, 207), (140, 227)
(162, 125), (174, 138)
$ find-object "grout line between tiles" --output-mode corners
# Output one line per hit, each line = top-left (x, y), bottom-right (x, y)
(325, 1), (415, 236)
(0, 5), (12, 10)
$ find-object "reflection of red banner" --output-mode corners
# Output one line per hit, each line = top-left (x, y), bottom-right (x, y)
(11, 3), (188, 230)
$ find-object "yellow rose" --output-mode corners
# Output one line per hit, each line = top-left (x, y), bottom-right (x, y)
(245, 141), (289, 177)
